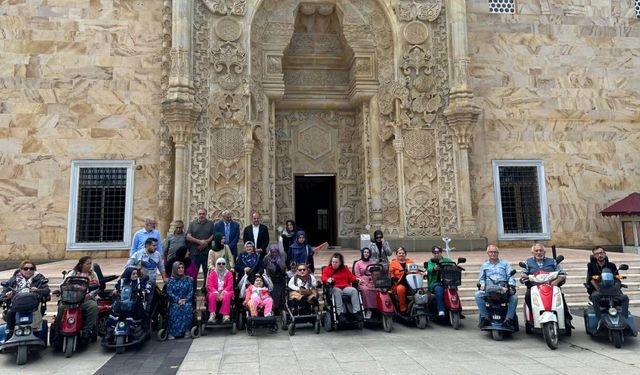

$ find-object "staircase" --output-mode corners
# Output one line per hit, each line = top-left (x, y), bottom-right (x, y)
(456, 260), (640, 313)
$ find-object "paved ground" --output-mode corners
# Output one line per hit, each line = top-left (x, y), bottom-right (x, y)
(3, 247), (640, 374)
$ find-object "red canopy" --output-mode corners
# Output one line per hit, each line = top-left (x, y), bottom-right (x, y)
(601, 193), (640, 217)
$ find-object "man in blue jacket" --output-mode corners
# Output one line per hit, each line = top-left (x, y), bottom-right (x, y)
(214, 210), (240, 260)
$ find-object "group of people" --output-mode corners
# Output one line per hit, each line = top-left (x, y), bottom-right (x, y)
(1, 217), (630, 343)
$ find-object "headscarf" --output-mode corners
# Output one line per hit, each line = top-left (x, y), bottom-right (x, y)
(212, 232), (224, 251)
(267, 244), (282, 265)
(214, 257), (228, 282)
(242, 241), (258, 268)
(288, 230), (310, 264)
(171, 261), (185, 279)
(122, 267), (136, 281)
(282, 220), (296, 238)
(360, 247), (371, 261)
(373, 230), (384, 251)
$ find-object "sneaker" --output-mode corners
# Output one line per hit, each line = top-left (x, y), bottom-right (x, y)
(207, 313), (217, 324)
(222, 315), (231, 323)
(338, 314), (348, 324)
(168, 335), (175, 340)
(438, 311), (445, 318)
(479, 317), (491, 328)
(503, 319), (513, 328)
(364, 310), (372, 320)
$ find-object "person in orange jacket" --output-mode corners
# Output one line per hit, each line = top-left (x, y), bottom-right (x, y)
(321, 253), (362, 323)
(389, 247), (415, 313)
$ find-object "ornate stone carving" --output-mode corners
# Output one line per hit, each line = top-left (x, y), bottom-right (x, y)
(406, 185), (440, 235)
(208, 187), (243, 221)
(158, 0), (173, 233)
(169, 47), (189, 80)
(298, 126), (332, 160)
(404, 129), (435, 160)
(200, 0), (246, 16)
(401, 45), (443, 126)
(215, 16), (242, 42)
(403, 21), (429, 45)
(398, 0), (443, 22)
(211, 41), (246, 91)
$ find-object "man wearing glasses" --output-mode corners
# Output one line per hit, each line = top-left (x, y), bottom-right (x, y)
(165, 220), (187, 262)
(475, 245), (517, 327)
(130, 217), (163, 257)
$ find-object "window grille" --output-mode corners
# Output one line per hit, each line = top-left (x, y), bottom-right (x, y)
(76, 167), (127, 242)
(489, 0), (515, 13)
(492, 160), (550, 240)
(67, 160), (134, 250)
(636, 0), (640, 18)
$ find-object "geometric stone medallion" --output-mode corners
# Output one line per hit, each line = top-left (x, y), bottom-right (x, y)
(297, 125), (331, 160)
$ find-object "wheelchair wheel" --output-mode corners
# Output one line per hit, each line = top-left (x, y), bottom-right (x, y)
(157, 328), (168, 341)
(231, 322), (237, 334)
(191, 325), (200, 338)
(314, 319), (321, 334)
(281, 310), (288, 330)
(323, 311), (333, 332)
(288, 323), (296, 336)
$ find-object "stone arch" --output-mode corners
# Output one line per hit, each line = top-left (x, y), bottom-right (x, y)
(248, 0), (397, 101)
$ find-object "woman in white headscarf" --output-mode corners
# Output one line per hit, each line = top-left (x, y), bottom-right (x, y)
(206, 257), (234, 323)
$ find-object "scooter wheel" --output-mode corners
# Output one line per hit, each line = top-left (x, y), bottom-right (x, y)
(157, 328), (168, 341)
(491, 330), (504, 341)
(416, 315), (427, 329)
(16, 346), (27, 365)
(288, 323), (296, 336)
(115, 336), (125, 354)
(190, 325), (200, 338)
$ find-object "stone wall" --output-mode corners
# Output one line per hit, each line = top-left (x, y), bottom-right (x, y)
(467, 0), (640, 246)
(0, 1), (164, 260)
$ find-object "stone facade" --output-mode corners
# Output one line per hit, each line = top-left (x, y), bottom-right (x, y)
(466, 0), (640, 246)
(0, 0), (638, 260)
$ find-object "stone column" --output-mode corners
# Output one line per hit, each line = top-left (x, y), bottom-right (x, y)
(243, 133), (254, 223)
(368, 97), (384, 227)
(163, 0), (199, 227)
(393, 100), (407, 237)
(444, 0), (480, 234)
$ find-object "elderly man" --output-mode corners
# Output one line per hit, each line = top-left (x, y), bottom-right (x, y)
(214, 210), (240, 260)
(186, 208), (215, 290)
(242, 211), (269, 254)
(127, 238), (166, 310)
(522, 243), (573, 326)
(475, 245), (517, 327)
(425, 246), (451, 318)
(130, 217), (163, 257)
(164, 220), (186, 262)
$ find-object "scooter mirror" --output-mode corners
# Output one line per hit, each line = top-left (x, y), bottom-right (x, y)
(457, 257), (466, 264)
(518, 261), (527, 268)
(555, 255), (565, 264)
(619, 264), (629, 271)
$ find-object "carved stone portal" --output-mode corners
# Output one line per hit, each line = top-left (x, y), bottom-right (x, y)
(171, 0), (480, 247)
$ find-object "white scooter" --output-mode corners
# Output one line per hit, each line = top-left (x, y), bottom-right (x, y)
(519, 257), (570, 350)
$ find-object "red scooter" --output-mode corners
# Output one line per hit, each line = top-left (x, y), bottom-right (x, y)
(434, 258), (466, 329)
(51, 264), (117, 357)
(364, 263), (395, 332)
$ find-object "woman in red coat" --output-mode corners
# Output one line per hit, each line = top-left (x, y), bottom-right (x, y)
(321, 253), (362, 323)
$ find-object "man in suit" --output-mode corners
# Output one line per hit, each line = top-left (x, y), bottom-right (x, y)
(243, 211), (270, 254)
(214, 210), (240, 259)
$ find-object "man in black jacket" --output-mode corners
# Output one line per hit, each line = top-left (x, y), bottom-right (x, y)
(586, 246), (629, 320)
(243, 211), (270, 254)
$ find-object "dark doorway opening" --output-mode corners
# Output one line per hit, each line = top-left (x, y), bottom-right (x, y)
(294, 175), (336, 246)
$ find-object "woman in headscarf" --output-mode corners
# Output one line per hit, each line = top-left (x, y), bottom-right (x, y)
(263, 244), (287, 313)
(235, 241), (264, 280)
(206, 257), (234, 324)
(207, 232), (235, 271)
(287, 230), (315, 273)
(280, 220), (299, 259)
(353, 247), (378, 320)
(166, 246), (197, 280)
(166, 262), (194, 339)
(368, 230), (392, 263)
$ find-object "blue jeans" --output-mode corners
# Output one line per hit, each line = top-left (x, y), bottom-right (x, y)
(475, 290), (517, 320)
(432, 283), (445, 314)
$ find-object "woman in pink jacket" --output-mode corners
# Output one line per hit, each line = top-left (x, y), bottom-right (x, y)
(206, 257), (234, 323)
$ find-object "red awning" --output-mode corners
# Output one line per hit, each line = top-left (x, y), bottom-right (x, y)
(601, 193), (640, 216)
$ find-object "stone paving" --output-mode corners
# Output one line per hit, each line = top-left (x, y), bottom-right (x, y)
(3, 248), (640, 374)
